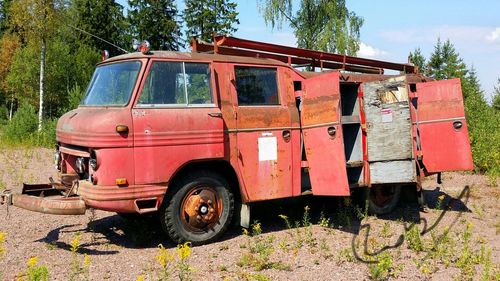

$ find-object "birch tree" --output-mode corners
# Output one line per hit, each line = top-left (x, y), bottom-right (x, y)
(9, 0), (63, 131)
(259, 0), (363, 55)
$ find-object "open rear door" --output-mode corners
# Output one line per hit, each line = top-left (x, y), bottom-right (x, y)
(301, 72), (349, 196)
(414, 78), (473, 173)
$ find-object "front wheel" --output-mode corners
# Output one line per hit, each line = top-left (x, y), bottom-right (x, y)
(368, 185), (401, 215)
(160, 170), (234, 245)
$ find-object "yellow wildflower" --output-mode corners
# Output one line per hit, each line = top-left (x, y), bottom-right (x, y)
(278, 214), (288, 220)
(242, 228), (249, 236)
(83, 254), (90, 268)
(156, 244), (174, 268)
(70, 233), (81, 253)
(27, 256), (38, 267)
(177, 242), (191, 261)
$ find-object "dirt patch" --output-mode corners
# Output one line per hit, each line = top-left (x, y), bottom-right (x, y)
(0, 148), (499, 280)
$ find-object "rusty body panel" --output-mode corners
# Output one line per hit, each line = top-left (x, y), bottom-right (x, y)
(412, 78), (473, 173)
(228, 65), (300, 201)
(301, 72), (349, 196)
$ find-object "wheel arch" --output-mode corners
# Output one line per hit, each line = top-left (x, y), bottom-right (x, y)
(166, 160), (244, 204)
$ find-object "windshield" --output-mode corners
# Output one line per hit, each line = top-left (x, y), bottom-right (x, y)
(81, 61), (142, 106)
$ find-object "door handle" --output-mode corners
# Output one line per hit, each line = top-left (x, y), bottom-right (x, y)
(327, 126), (337, 138)
(282, 130), (291, 142)
(453, 121), (463, 130)
(208, 112), (222, 118)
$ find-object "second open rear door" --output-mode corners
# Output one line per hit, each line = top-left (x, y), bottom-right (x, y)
(301, 72), (349, 196)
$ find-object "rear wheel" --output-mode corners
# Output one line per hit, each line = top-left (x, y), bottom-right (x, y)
(160, 170), (234, 245)
(368, 185), (401, 215)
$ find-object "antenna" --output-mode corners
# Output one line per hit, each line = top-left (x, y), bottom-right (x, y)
(68, 24), (129, 54)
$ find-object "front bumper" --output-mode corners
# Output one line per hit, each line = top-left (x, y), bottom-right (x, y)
(0, 183), (86, 215)
(0, 181), (168, 215)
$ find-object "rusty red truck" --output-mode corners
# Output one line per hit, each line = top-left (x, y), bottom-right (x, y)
(0, 36), (473, 245)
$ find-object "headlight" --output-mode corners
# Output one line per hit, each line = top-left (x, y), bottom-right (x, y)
(76, 157), (86, 174)
(54, 149), (61, 170)
(90, 150), (98, 170)
(89, 158), (97, 170)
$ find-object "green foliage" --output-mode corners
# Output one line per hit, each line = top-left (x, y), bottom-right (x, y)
(184, 0), (239, 43)
(259, 0), (363, 55)
(21, 257), (49, 281)
(128, 0), (182, 50)
(405, 224), (423, 252)
(67, 84), (85, 111)
(2, 104), (56, 147)
(0, 104), (8, 124)
(463, 68), (500, 178)
(493, 78), (500, 111)
(409, 48), (426, 74)
(3, 104), (37, 142)
(428, 38), (467, 80)
(0, 0), (12, 36)
(238, 234), (290, 271)
(368, 251), (394, 280)
(72, 0), (129, 56)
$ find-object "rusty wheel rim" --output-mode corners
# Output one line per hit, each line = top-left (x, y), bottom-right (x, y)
(370, 186), (397, 208)
(180, 186), (222, 233)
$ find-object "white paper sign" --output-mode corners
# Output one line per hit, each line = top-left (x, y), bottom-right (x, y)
(381, 108), (393, 123)
(258, 137), (277, 161)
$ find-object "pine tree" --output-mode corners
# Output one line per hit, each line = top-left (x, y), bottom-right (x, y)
(462, 67), (500, 176)
(493, 78), (500, 111)
(184, 0), (239, 43)
(428, 38), (467, 80)
(72, 0), (129, 56)
(408, 48), (426, 74)
(128, 0), (182, 50)
(0, 0), (12, 36)
(259, 0), (363, 55)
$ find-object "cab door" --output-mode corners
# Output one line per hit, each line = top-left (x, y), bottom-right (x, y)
(413, 78), (473, 173)
(301, 72), (349, 196)
(132, 60), (224, 185)
(232, 65), (298, 201)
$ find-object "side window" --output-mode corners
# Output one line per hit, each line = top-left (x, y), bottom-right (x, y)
(235, 66), (279, 106)
(138, 61), (212, 106)
(185, 63), (212, 104)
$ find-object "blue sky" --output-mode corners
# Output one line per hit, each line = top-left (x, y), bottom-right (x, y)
(118, 0), (500, 101)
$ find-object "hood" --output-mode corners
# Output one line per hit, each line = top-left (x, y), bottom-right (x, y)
(56, 107), (133, 148)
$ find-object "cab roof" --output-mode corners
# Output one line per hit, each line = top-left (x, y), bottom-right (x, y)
(100, 51), (289, 67)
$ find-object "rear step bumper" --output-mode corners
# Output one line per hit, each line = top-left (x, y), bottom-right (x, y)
(0, 183), (86, 215)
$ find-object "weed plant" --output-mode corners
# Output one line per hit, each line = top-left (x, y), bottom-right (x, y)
(155, 242), (193, 281)
(18, 256), (49, 281)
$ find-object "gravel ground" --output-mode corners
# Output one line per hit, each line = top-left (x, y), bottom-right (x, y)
(0, 148), (499, 280)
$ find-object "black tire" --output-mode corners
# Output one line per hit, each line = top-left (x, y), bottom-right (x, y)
(368, 185), (401, 215)
(160, 170), (234, 245)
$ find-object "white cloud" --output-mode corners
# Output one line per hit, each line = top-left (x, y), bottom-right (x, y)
(266, 32), (297, 47)
(357, 42), (388, 58)
(486, 27), (500, 42)
(380, 25), (498, 45)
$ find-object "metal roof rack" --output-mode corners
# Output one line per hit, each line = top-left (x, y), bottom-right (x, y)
(191, 36), (417, 75)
